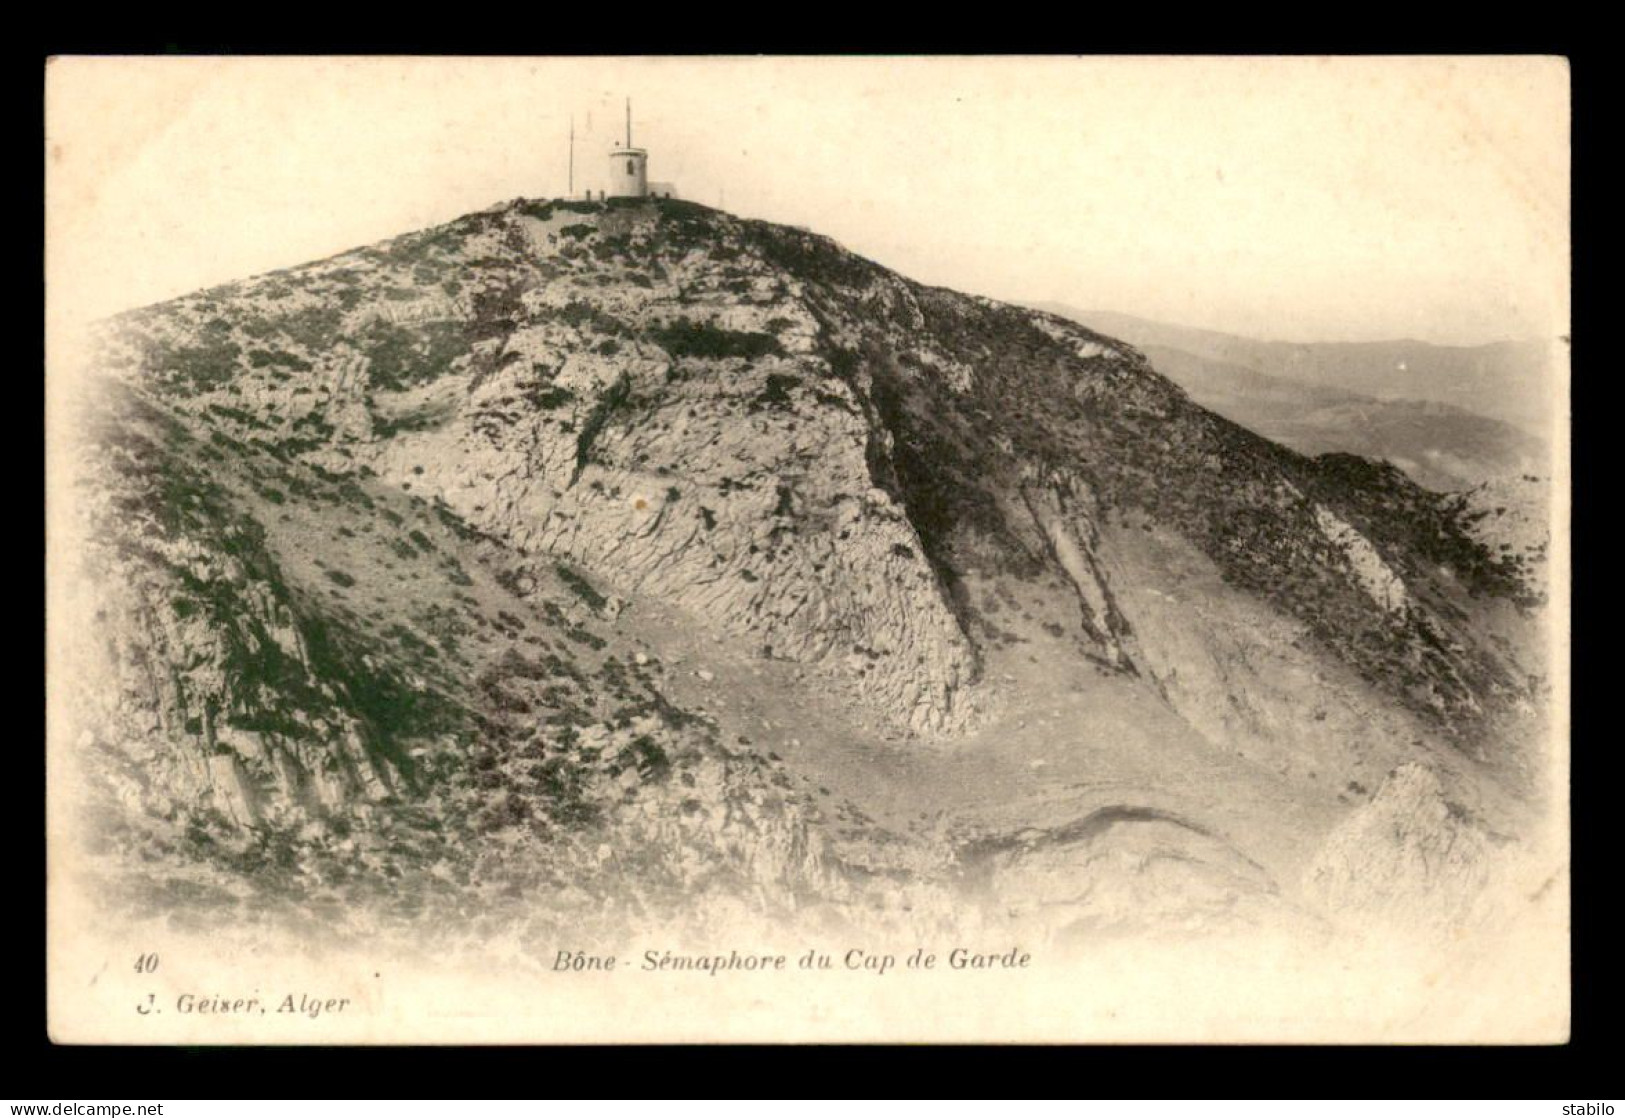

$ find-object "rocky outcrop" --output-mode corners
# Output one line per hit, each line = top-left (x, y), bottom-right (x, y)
(1304, 763), (1505, 934)
(1016, 471), (1138, 671)
(965, 806), (1296, 942)
(1314, 504), (1409, 614)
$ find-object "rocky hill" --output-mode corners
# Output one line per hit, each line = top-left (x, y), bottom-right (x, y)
(59, 197), (1554, 954)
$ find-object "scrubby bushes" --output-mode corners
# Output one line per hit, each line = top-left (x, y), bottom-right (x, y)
(530, 385), (575, 410)
(554, 562), (609, 613)
(555, 301), (630, 337)
(651, 317), (783, 360)
(360, 319), (471, 392)
(142, 321), (243, 394)
(754, 373), (800, 410)
(572, 374), (633, 482)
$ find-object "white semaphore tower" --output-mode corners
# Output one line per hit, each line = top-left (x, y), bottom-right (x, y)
(606, 98), (648, 200)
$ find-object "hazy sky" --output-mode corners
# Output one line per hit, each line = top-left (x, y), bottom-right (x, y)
(47, 56), (1569, 345)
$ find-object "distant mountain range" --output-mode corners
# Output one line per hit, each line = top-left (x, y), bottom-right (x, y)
(1032, 306), (1557, 493)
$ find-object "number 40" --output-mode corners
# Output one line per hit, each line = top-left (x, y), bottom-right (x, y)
(134, 953), (159, 974)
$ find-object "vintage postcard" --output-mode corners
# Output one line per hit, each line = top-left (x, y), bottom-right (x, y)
(45, 55), (1571, 1044)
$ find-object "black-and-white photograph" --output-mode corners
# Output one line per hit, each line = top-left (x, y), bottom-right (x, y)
(44, 55), (1570, 1044)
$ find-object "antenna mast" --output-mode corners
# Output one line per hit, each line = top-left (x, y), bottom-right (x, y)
(568, 116), (575, 197)
(626, 97), (632, 147)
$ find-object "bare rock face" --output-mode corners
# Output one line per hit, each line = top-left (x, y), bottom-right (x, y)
(300, 205), (994, 738)
(1314, 504), (1409, 614)
(1304, 763), (1503, 934)
(374, 324), (980, 736)
(1016, 472), (1139, 670)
